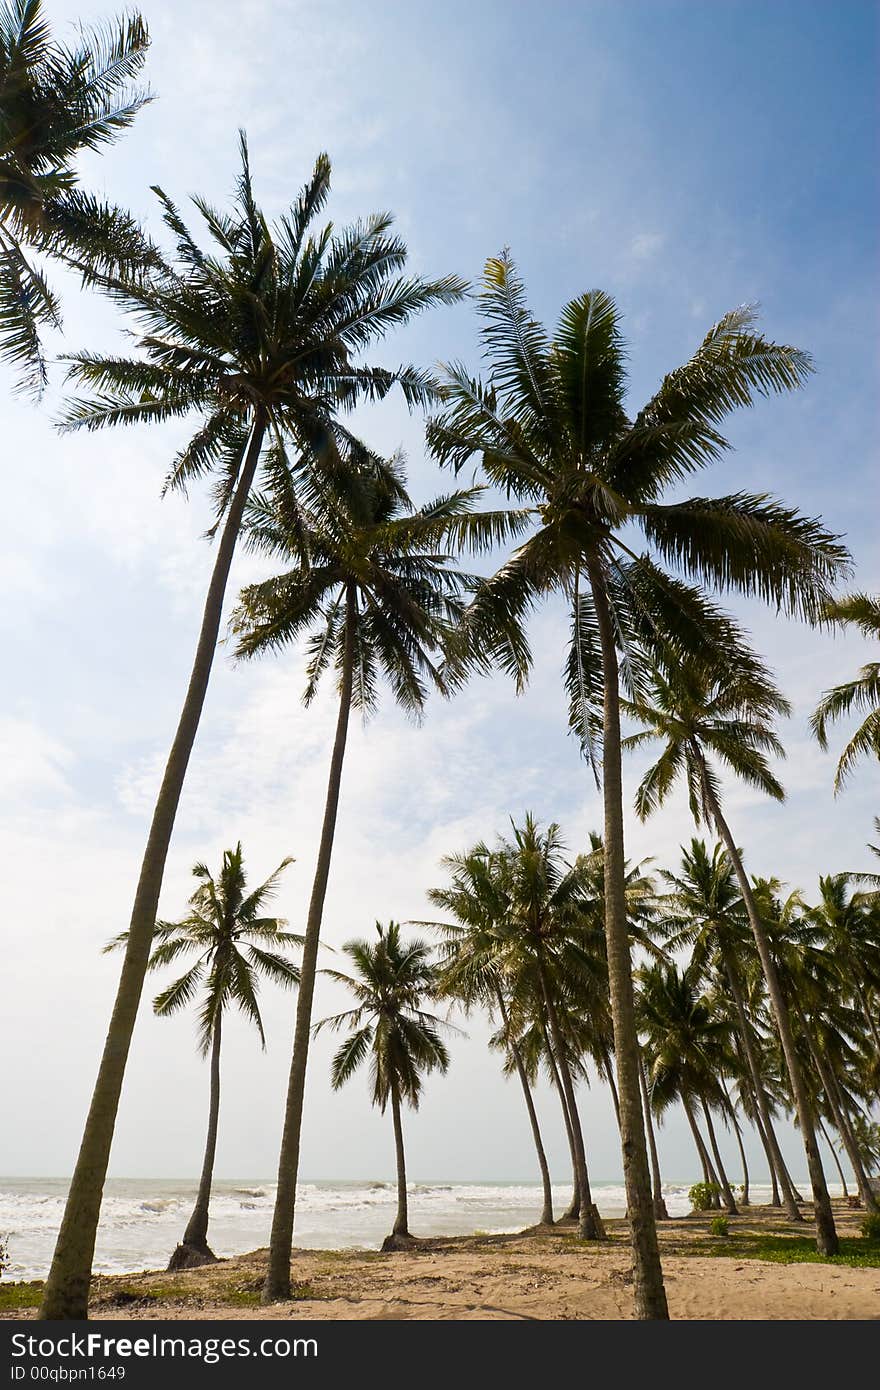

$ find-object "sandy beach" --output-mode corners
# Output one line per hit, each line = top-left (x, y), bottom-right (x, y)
(4, 1203), (877, 1321)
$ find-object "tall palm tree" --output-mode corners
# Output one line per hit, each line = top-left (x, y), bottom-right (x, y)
(623, 657), (840, 1251)
(316, 922), (450, 1246)
(657, 839), (802, 1216)
(38, 148), (464, 1322)
(426, 254), (848, 1315)
(0, 0), (153, 392)
(811, 594), (880, 791)
(105, 844), (300, 1266)
(232, 456), (524, 1301)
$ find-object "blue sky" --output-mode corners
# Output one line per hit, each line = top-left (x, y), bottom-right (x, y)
(3, 0), (878, 1196)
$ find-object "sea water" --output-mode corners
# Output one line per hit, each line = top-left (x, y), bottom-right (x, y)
(0, 1176), (820, 1281)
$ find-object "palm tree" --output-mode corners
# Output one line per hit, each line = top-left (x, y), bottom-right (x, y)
(637, 960), (739, 1213)
(316, 922), (450, 1246)
(623, 657), (840, 1251)
(232, 456), (524, 1301)
(431, 816), (609, 1241)
(806, 873), (880, 1059)
(657, 839), (802, 1216)
(426, 254), (848, 1315)
(38, 149), (464, 1322)
(752, 878), (879, 1213)
(0, 0), (153, 393)
(428, 847), (556, 1226)
(811, 594), (880, 791)
(105, 844), (300, 1267)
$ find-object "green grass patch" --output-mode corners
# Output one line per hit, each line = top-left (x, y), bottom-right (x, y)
(702, 1233), (880, 1268)
(0, 1281), (43, 1311)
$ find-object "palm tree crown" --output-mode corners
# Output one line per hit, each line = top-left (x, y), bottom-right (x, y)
(231, 452), (526, 711)
(60, 134), (466, 512)
(318, 921), (450, 1110)
(107, 842), (301, 1050)
(622, 654), (791, 825)
(0, 0), (152, 392)
(811, 593), (880, 791)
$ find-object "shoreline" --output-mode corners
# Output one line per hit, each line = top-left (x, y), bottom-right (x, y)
(4, 1202), (878, 1321)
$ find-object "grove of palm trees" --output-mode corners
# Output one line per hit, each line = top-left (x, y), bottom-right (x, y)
(1, 0), (876, 1333)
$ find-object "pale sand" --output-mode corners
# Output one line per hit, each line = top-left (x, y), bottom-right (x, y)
(6, 1206), (879, 1320)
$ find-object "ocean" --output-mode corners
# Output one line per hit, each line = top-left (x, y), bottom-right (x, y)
(0, 1176), (817, 1281)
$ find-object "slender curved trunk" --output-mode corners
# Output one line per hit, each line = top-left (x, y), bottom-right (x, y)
(701, 1099), (738, 1214)
(719, 1085), (749, 1206)
(180, 1015), (223, 1255)
(39, 418), (267, 1320)
(638, 1053), (669, 1219)
(263, 587), (357, 1302)
(818, 1115), (850, 1198)
(586, 553), (668, 1317)
(536, 960), (603, 1239)
(731, 1033), (782, 1204)
(780, 1155), (806, 1205)
(545, 1042), (581, 1220)
(602, 1047), (622, 1129)
(805, 1032), (878, 1212)
(854, 978), (880, 1058)
(682, 1094), (719, 1197)
(390, 1080), (409, 1237)
(732, 1117), (750, 1205)
(496, 989), (554, 1224)
(719, 943), (801, 1219)
(695, 751), (838, 1255)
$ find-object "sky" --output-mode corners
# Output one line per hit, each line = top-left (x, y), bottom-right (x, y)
(2, 0), (878, 1195)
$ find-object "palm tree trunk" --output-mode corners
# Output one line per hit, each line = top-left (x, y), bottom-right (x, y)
(39, 416), (267, 1320)
(390, 1080), (409, 1237)
(854, 979), (880, 1058)
(545, 1040), (581, 1220)
(638, 1053), (669, 1219)
(818, 1115), (850, 1198)
(701, 1099), (738, 1214)
(682, 1094), (719, 1196)
(719, 943), (802, 1218)
(602, 1047), (622, 1128)
(263, 586), (357, 1302)
(496, 989), (554, 1224)
(586, 553), (668, 1318)
(719, 1084), (749, 1206)
(536, 962), (604, 1239)
(179, 1015), (223, 1257)
(805, 1032), (878, 1212)
(731, 1033), (782, 1204)
(695, 751), (839, 1255)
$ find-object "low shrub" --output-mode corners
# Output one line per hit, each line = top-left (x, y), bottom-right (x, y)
(709, 1216), (729, 1237)
(860, 1211), (880, 1242)
(689, 1181), (721, 1212)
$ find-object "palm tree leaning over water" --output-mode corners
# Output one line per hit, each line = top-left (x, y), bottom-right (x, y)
(231, 455), (527, 1302)
(105, 845), (300, 1268)
(622, 655), (840, 1251)
(427, 253), (849, 1314)
(811, 593), (880, 792)
(0, 0), (153, 393)
(39, 145), (465, 1321)
(316, 922), (451, 1247)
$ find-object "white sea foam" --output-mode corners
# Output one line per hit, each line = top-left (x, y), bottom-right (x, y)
(0, 1176), (835, 1281)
